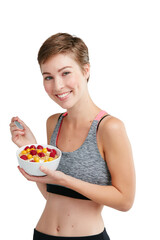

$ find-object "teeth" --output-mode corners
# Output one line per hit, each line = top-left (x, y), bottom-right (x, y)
(57, 92), (70, 98)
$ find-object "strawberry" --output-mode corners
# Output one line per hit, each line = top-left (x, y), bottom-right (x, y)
(37, 145), (43, 149)
(20, 155), (28, 160)
(30, 145), (36, 149)
(30, 160), (35, 162)
(24, 146), (29, 150)
(47, 147), (52, 152)
(38, 152), (45, 158)
(50, 151), (56, 158)
(51, 149), (57, 155)
(30, 150), (37, 156)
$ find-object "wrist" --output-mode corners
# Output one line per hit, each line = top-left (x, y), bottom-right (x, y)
(61, 173), (74, 188)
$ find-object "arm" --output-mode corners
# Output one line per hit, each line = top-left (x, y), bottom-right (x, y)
(10, 116), (37, 147)
(36, 114), (61, 200)
(65, 117), (135, 211)
(13, 114), (61, 200)
(10, 116), (50, 200)
(9, 117), (46, 197)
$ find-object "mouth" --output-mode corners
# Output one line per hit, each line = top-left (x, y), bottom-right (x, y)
(56, 91), (72, 101)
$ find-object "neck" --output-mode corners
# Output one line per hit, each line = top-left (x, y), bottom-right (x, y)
(66, 91), (101, 125)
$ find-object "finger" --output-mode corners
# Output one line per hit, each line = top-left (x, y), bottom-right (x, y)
(11, 130), (25, 140)
(18, 166), (47, 183)
(10, 124), (24, 132)
(18, 166), (29, 178)
(39, 166), (53, 176)
(10, 117), (26, 129)
(16, 118), (27, 129)
(10, 121), (19, 129)
(11, 116), (19, 123)
(18, 166), (38, 181)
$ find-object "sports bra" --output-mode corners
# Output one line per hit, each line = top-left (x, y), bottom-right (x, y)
(47, 110), (112, 200)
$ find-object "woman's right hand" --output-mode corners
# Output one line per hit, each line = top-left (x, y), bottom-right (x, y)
(10, 116), (37, 148)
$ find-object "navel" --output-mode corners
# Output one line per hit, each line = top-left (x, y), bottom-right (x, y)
(56, 226), (60, 232)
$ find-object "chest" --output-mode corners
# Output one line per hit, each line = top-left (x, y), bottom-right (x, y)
(56, 121), (105, 160)
(57, 123), (91, 152)
(55, 122), (110, 185)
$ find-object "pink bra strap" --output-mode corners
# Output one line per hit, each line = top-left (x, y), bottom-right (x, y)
(62, 112), (68, 117)
(94, 110), (108, 121)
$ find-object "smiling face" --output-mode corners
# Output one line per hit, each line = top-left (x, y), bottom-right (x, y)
(41, 53), (90, 110)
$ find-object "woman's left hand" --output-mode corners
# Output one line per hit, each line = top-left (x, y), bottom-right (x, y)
(18, 166), (67, 185)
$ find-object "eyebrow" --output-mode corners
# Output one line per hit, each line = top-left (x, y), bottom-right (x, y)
(42, 66), (72, 75)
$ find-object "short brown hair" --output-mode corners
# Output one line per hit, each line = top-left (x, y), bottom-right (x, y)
(37, 33), (90, 81)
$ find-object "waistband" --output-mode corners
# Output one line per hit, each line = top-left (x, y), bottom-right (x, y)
(33, 228), (110, 240)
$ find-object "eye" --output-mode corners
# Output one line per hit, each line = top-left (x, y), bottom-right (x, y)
(62, 71), (70, 76)
(44, 76), (53, 80)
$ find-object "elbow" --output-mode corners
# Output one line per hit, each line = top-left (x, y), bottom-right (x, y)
(108, 198), (134, 212)
(120, 201), (133, 212)
(119, 197), (135, 212)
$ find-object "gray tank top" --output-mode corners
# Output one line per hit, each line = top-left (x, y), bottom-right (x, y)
(50, 111), (112, 186)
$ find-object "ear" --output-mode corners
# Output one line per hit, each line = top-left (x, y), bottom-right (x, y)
(83, 63), (90, 80)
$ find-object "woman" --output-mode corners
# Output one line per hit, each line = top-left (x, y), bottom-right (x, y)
(10, 33), (135, 240)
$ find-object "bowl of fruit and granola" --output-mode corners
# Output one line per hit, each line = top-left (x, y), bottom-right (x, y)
(16, 144), (62, 176)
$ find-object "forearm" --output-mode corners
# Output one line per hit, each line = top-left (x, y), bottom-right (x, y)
(36, 182), (48, 200)
(65, 175), (131, 211)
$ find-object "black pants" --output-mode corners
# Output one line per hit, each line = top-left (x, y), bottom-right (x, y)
(33, 228), (110, 240)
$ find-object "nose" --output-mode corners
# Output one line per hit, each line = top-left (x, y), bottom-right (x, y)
(54, 77), (64, 91)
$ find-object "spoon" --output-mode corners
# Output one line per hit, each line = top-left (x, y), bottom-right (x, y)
(14, 120), (24, 130)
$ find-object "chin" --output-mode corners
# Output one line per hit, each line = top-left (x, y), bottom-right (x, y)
(56, 101), (74, 110)
(50, 95), (77, 110)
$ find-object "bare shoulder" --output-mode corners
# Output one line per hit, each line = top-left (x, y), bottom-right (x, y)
(99, 115), (126, 136)
(98, 115), (129, 149)
(46, 113), (62, 144)
(47, 113), (62, 127)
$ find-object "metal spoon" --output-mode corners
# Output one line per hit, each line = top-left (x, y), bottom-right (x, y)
(14, 120), (24, 130)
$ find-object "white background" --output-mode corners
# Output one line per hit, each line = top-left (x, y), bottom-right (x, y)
(0, 0), (160, 239)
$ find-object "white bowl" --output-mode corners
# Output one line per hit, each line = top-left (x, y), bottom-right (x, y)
(16, 144), (62, 176)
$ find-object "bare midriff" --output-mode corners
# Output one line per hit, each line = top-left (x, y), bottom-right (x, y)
(36, 192), (104, 237)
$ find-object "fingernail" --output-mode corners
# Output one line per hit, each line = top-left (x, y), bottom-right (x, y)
(40, 166), (45, 171)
